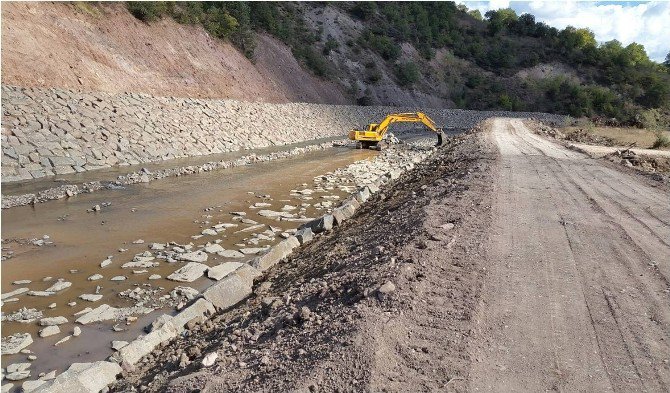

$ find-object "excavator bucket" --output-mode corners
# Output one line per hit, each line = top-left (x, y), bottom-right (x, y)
(436, 130), (445, 147)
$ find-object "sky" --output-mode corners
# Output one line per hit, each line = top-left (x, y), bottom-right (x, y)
(459, 1), (670, 63)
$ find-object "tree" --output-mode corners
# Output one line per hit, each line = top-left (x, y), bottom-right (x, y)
(665, 52), (670, 68)
(468, 9), (483, 21)
(485, 8), (518, 35)
(622, 43), (649, 67)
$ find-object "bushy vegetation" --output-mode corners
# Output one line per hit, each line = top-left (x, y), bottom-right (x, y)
(124, 1), (330, 75)
(124, 1), (670, 127)
(341, 2), (669, 126)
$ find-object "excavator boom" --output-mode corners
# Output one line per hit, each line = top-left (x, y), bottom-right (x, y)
(349, 112), (445, 149)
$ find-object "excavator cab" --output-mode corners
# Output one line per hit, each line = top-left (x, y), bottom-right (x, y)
(349, 112), (445, 150)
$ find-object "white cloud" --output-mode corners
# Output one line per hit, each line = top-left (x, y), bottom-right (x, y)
(460, 1), (670, 62)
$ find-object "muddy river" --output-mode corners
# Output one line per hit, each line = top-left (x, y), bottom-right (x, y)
(1, 145), (376, 380)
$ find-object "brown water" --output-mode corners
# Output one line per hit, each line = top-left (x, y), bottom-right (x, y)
(1, 146), (376, 379)
(1, 137), (340, 197)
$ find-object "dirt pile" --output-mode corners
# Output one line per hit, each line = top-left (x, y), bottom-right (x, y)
(111, 129), (497, 392)
(0, 2), (347, 104)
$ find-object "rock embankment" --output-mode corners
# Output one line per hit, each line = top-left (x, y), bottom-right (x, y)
(1, 85), (567, 183)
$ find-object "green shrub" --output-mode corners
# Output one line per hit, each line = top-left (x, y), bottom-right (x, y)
(126, 1), (172, 22)
(323, 37), (339, 56)
(652, 132), (670, 149)
(395, 62), (420, 86)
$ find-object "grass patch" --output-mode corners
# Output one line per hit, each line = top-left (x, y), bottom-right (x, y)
(73, 1), (102, 17)
(560, 126), (670, 149)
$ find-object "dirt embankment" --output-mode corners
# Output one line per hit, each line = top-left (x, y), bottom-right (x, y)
(112, 128), (497, 392)
(112, 120), (670, 392)
(0, 2), (348, 104)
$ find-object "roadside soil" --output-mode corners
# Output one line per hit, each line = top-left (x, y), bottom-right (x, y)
(113, 119), (670, 392)
(112, 125), (497, 392)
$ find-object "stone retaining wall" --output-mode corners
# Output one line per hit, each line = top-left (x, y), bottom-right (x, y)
(1, 85), (568, 183)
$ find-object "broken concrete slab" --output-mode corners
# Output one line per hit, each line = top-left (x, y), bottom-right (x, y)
(166, 262), (208, 282)
(75, 304), (152, 325)
(78, 294), (103, 302)
(295, 227), (313, 245)
(1, 333), (33, 355)
(30, 361), (121, 393)
(154, 298), (216, 332)
(38, 326), (60, 338)
(112, 321), (179, 365)
(207, 262), (245, 281)
(176, 251), (208, 263)
(1, 287), (29, 300)
(202, 273), (252, 312)
(217, 249), (245, 258)
(300, 214), (333, 234)
(203, 244), (225, 254)
(39, 317), (68, 326)
(45, 281), (72, 292)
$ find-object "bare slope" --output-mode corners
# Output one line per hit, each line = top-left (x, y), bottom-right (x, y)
(0, 2), (347, 103)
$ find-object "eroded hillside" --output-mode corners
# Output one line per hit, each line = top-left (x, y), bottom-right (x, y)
(0, 2), (347, 103)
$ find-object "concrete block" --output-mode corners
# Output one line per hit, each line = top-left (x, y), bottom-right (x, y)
(202, 273), (252, 311)
(251, 236), (300, 272)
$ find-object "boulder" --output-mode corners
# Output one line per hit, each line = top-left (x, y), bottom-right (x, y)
(251, 236), (299, 272)
(166, 262), (208, 282)
(207, 262), (244, 281)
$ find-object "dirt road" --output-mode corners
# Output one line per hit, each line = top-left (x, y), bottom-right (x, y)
(469, 119), (670, 392)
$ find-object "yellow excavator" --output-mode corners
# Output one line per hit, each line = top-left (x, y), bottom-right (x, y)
(348, 112), (445, 150)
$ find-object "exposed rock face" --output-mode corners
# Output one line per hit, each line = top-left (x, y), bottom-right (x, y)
(1, 85), (566, 183)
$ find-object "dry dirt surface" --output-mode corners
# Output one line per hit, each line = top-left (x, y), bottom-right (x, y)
(469, 119), (670, 392)
(112, 128), (497, 392)
(112, 119), (669, 392)
(1, 2), (348, 103)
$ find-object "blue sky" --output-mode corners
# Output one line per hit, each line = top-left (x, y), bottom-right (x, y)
(459, 1), (669, 62)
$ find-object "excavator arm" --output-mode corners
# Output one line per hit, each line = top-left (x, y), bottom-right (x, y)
(348, 112), (445, 149)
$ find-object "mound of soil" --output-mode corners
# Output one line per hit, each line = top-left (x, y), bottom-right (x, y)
(111, 129), (497, 392)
